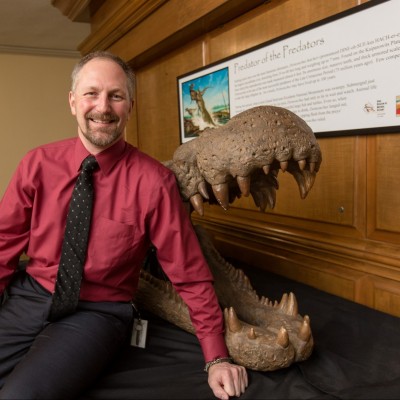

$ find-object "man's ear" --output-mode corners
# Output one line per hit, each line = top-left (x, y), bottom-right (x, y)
(69, 91), (76, 116)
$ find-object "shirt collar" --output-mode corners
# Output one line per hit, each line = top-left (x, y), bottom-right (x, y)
(74, 137), (127, 175)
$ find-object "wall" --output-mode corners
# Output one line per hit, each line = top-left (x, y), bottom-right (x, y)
(0, 53), (80, 197)
(78, 0), (400, 317)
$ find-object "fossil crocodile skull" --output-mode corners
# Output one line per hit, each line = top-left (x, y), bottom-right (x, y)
(137, 105), (321, 371)
(164, 105), (321, 215)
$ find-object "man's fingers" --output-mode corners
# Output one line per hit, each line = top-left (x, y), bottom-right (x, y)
(239, 366), (248, 393)
(208, 362), (248, 398)
(227, 365), (247, 396)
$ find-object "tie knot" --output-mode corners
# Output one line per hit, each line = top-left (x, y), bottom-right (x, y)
(81, 155), (98, 174)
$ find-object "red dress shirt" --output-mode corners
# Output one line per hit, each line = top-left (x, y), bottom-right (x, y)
(0, 137), (228, 362)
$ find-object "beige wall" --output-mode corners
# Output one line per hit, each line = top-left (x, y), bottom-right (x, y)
(0, 53), (80, 197)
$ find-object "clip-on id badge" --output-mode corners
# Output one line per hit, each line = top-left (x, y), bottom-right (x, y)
(130, 302), (148, 348)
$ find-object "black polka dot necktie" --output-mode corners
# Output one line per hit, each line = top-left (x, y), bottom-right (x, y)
(49, 155), (99, 321)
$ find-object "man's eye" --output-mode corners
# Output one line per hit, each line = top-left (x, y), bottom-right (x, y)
(111, 94), (123, 100)
(84, 92), (97, 97)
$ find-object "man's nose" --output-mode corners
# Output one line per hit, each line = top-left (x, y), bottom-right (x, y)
(96, 94), (111, 112)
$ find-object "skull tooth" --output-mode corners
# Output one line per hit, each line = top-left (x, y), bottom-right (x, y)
(270, 175), (279, 190)
(307, 171), (316, 190)
(280, 161), (288, 172)
(247, 327), (257, 340)
(260, 295), (270, 306)
(309, 161), (316, 173)
(243, 274), (251, 288)
(238, 269), (244, 284)
(266, 186), (276, 209)
(298, 159), (307, 170)
(226, 307), (242, 333)
(278, 293), (288, 310)
(288, 292), (298, 316)
(279, 292), (298, 316)
(212, 183), (229, 210)
(256, 195), (268, 212)
(298, 316), (312, 341)
(298, 180), (308, 199)
(262, 165), (271, 175)
(237, 176), (251, 197)
(189, 193), (204, 216)
(276, 326), (289, 348)
(288, 169), (316, 199)
(198, 181), (209, 199)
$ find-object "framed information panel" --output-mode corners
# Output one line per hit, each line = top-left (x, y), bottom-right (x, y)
(178, 0), (400, 142)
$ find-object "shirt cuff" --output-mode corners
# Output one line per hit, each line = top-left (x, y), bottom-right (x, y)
(199, 333), (230, 362)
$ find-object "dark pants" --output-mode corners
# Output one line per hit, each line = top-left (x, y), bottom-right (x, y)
(0, 271), (133, 399)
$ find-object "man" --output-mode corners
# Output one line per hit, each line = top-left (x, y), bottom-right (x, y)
(0, 51), (248, 399)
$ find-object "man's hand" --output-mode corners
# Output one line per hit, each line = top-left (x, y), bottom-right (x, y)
(208, 362), (248, 399)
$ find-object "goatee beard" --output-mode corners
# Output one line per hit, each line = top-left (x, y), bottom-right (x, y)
(82, 112), (122, 147)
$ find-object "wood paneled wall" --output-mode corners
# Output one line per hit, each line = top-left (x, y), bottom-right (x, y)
(77, 0), (400, 317)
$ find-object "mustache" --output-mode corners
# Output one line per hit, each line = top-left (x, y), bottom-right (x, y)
(86, 112), (119, 122)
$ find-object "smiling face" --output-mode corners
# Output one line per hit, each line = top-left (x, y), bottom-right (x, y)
(69, 58), (133, 154)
